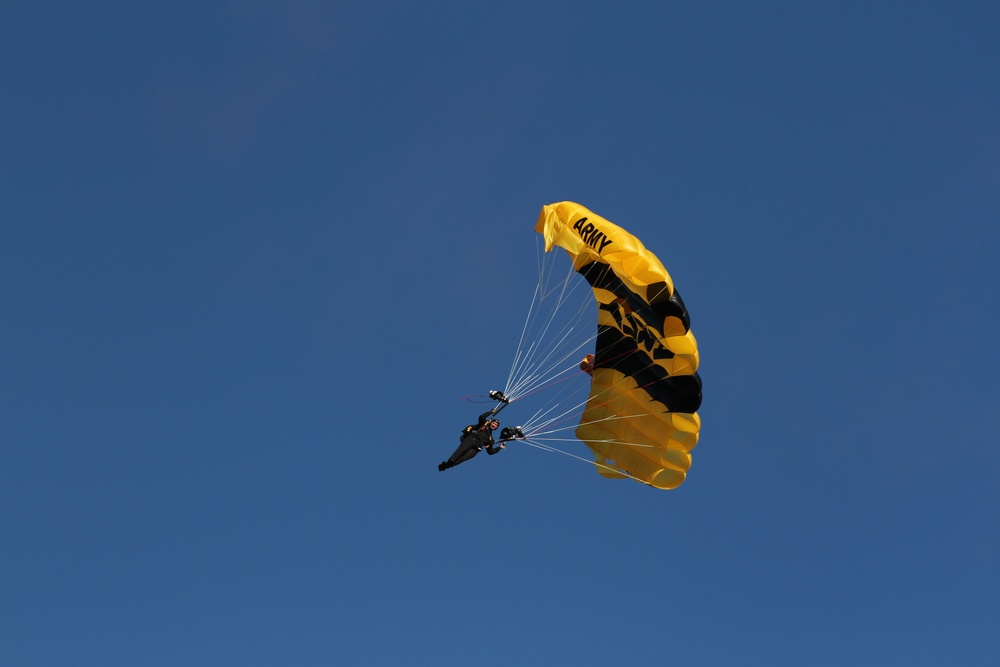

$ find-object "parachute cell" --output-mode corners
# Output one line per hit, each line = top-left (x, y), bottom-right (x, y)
(535, 202), (703, 489)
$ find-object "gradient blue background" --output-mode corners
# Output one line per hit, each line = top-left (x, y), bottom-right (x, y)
(3, 2), (998, 665)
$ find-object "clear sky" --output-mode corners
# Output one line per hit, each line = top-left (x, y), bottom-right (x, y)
(3, 2), (998, 665)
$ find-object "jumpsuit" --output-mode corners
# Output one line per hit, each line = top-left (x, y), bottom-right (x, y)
(439, 412), (504, 471)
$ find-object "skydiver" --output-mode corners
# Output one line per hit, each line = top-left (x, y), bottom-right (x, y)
(438, 411), (506, 471)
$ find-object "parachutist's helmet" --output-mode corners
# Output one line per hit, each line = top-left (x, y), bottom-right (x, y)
(488, 419), (500, 431)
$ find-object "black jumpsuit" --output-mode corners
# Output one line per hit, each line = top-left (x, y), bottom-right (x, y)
(438, 412), (504, 471)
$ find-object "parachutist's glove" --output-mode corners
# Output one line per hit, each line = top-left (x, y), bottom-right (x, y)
(489, 390), (509, 403)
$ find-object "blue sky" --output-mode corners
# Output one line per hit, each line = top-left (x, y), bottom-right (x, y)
(3, 2), (998, 665)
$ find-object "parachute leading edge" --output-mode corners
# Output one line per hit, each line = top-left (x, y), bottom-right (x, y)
(535, 202), (702, 489)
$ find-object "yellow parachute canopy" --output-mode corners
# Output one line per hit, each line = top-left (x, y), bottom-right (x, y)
(535, 202), (702, 489)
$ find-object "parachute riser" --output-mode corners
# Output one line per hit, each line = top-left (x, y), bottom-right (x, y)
(487, 389), (510, 417)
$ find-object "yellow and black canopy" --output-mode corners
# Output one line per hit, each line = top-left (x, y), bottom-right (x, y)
(535, 202), (702, 489)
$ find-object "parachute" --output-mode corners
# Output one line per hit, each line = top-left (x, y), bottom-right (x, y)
(501, 202), (702, 490)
